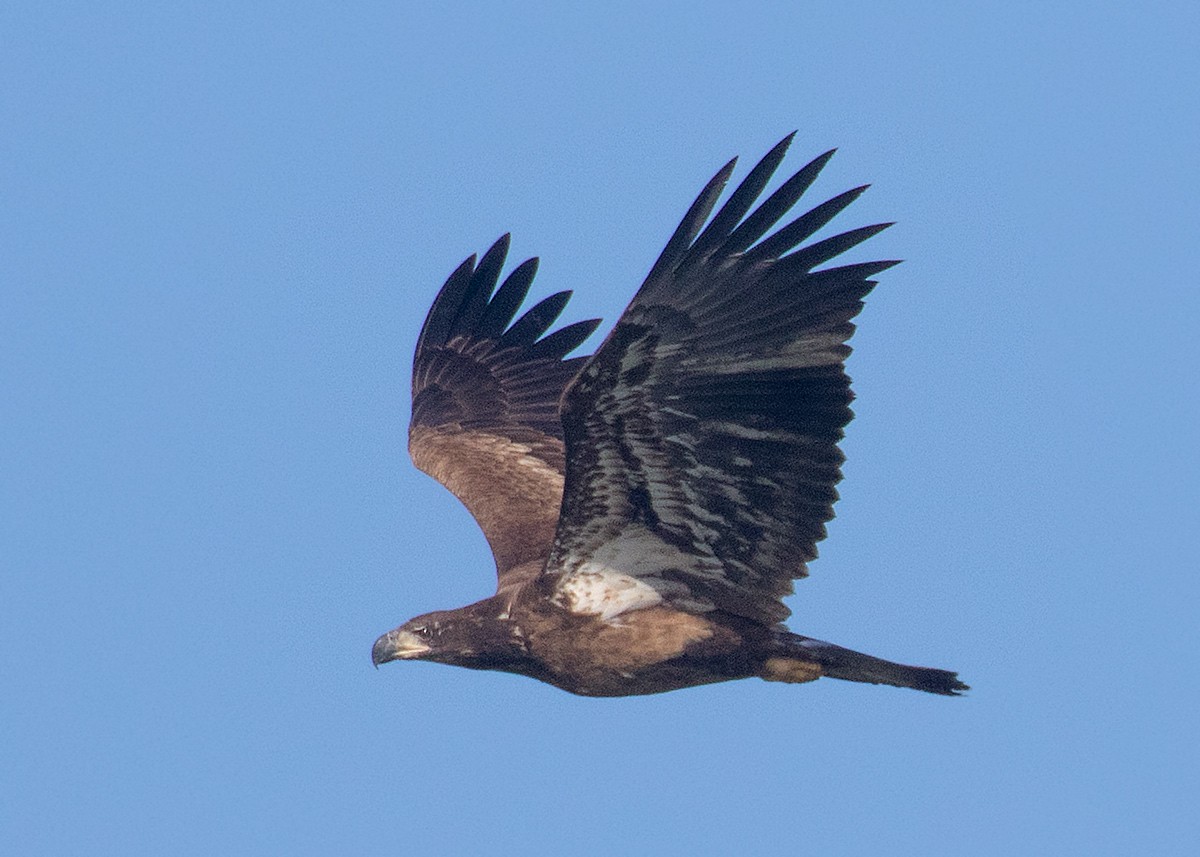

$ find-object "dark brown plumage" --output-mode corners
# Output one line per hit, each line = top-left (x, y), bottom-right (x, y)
(372, 135), (967, 697)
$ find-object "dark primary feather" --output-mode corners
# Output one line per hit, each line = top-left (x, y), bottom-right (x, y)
(409, 235), (601, 580)
(546, 134), (898, 625)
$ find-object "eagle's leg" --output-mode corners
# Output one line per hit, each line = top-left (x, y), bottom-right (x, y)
(760, 657), (823, 684)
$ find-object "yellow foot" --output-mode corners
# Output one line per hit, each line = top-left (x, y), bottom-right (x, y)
(761, 657), (823, 684)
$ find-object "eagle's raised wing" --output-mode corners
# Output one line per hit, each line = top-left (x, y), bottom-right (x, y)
(409, 234), (600, 587)
(545, 135), (897, 625)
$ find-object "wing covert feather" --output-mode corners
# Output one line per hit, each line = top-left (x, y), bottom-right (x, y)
(409, 235), (600, 582)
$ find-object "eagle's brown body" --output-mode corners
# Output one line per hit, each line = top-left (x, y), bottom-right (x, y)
(374, 582), (962, 697)
(372, 136), (967, 697)
(514, 596), (748, 697)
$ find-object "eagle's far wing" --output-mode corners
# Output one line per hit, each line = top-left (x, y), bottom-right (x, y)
(409, 234), (601, 586)
(544, 135), (898, 626)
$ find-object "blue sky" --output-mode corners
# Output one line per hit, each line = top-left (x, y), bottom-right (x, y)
(3, 2), (1198, 854)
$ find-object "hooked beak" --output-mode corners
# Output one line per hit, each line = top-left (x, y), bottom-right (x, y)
(371, 629), (431, 667)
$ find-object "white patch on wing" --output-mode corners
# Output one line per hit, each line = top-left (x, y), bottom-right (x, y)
(552, 524), (718, 620)
(554, 568), (663, 620)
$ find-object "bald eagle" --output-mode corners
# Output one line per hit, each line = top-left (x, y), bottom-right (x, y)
(372, 135), (967, 697)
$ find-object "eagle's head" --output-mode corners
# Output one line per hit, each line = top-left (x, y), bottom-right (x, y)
(371, 605), (528, 671)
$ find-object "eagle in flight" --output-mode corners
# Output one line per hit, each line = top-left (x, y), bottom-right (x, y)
(372, 135), (967, 697)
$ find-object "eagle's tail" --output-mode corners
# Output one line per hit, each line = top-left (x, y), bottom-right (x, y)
(768, 632), (968, 696)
